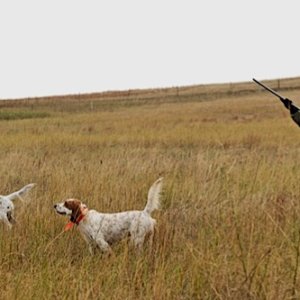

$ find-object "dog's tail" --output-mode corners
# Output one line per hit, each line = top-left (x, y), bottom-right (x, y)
(6, 183), (36, 201)
(143, 177), (163, 215)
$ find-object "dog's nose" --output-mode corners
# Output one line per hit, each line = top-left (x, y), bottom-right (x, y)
(54, 204), (57, 209)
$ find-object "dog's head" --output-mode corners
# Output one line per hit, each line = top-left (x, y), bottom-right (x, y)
(0, 196), (16, 225)
(54, 199), (88, 223)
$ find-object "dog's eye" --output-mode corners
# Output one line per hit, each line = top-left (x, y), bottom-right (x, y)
(7, 206), (10, 209)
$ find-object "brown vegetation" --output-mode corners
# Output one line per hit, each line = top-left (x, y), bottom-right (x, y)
(1, 78), (300, 299)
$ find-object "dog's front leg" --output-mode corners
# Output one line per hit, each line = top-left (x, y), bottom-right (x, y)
(2, 217), (12, 229)
(95, 237), (114, 256)
(88, 243), (95, 255)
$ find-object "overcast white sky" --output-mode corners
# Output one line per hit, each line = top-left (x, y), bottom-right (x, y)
(0, 0), (299, 99)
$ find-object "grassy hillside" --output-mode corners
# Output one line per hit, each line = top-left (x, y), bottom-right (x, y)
(1, 78), (300, 299)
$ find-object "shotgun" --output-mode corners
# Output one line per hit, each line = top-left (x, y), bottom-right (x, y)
(253, 78), (300, 127)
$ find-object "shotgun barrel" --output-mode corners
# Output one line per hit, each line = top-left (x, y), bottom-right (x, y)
(253, 78), (300, 127)
(252, 78), (285, 100)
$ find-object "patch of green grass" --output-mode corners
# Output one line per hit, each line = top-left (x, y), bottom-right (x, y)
(0, 110), (50, 120)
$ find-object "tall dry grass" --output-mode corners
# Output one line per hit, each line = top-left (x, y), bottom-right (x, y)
(1, 86), (300, 299)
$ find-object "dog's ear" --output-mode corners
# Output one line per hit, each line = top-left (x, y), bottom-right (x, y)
(65, 199), (82, 222)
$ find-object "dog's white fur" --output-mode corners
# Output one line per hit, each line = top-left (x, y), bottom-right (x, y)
(54, 177), (163, 254)
(0, 183), (36, 229)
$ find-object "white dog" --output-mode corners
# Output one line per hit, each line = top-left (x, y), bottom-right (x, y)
(54, 177), (163, 254)
(0, 183), (36, 229)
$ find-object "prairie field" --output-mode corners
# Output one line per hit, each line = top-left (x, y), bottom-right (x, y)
(2, 79), (300, 299)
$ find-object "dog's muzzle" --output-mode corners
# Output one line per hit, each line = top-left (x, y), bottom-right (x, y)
(54, 204), (67, 215)
(7, 211), (16, 224)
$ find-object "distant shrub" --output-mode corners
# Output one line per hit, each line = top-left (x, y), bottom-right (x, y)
(0, 111), (50, 120)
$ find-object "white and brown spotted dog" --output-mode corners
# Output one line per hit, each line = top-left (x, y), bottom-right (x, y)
(0, 183), (36, 229)
(54, 178), (163, 254)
